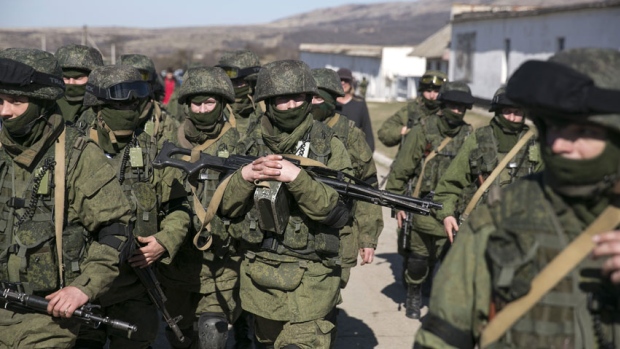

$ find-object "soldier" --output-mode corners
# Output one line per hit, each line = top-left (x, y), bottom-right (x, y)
(385, 81), (474, 319)
(336, 68), (375, 152)
(358, 76), (368, 99)
(54, 44), (103, 128)
(378, 70), (447, 148)
(216, 49), (263, 138)
(414, 48), (620, 348)
(433, 87), (544, 243)
(156, 66), (243, 349)
(78, 65), (191, 348)
(310, 68), (383, 288)
(118, 53), (165, 102)
(0, 48), (133, 347)
(220, 60), (353, 348)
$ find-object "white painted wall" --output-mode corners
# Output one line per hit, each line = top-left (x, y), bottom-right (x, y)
(450, 7), (620, 99)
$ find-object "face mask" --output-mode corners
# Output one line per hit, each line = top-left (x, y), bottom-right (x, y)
(188, 97), (223, 130)
(269, 100), (310, 132)
(2, 102), (45, 138)
(423, 97), (440, 111)
(494, 113), (524, 134)
(310, 90), (336, 122)
(100, 107), (141, 133)
(64, 84), (86, 101)
(234, 85), (251, 99)
(441, 107), (466, 127)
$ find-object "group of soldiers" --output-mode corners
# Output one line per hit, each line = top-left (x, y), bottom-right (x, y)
(0, 41), (619, 349)
(0, 44), (383, 349)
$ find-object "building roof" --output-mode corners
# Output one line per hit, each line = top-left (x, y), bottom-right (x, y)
(453, 0), (620, 23)
(298, 43), (385, 58)
(408, 24), (451, 59)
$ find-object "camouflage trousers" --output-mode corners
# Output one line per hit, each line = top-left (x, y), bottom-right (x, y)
(404, 230), (447, 286)
(254, 315), (336, 349)
(0, 306), (80, 348)
(76, 292), (159, 349)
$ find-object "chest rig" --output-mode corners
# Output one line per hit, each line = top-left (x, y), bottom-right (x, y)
(415, 117), (472, 196)
(235, 121), (340, 263)
(485, 176), (620, 349)
(0, 127), (90, 294)
(456, 126), (540, 216)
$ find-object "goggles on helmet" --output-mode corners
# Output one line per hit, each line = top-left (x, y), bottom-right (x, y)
(86, 80), (151, 101)
(216, 65), (261, 79)
(138, 70), (153, 82)
(420, 74), (446, 87)
(0, 58), (65, 90)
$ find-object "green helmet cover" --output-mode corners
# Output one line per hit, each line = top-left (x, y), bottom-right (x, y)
(84, 65), (143, 107)
(311, 68), (345, 97)
(254, 60), (318, 102)
(177, 66), (235, 104)
(55, 44), (103, 73)
(0, 48), (64, 100)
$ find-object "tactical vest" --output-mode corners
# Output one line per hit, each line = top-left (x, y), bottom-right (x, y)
(0, 126), (91, 294)
(329, 114), (373, 179)
(456, 125), (540, 216)
(234, 120), (341, 263)
(484, 175), (620, 348)
(414, 117), (472, 196)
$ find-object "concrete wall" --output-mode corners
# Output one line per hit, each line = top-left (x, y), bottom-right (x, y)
(450, 7), (620, 99)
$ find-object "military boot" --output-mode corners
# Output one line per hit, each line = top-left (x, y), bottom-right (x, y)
(405, 284), (422, 319)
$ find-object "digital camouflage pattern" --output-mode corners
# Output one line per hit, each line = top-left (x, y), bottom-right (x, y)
(488, 87), (518, 112)
(83, 65), (143, 107)
(0, 48), (64, 100)
(253, 60), (318, 102)
(218, 49), (261, 80)
(378, 96), (440, 147)
(55, 44), (103, 72)
(118, 54), (157, 79)
(177, 66), (235, 104)
(438, 81), (474, 107)
(311, 68), (345, 97)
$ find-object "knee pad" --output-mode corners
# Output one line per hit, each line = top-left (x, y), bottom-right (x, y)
(165, 326), (193, 349)
(281, 345), (301, 349)
(406, 253), (429, 280)
(197, 312), (230, 349)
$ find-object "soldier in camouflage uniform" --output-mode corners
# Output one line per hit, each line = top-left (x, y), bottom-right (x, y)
(0, 48), (133, 348)
(432, 87), (544, 243)
(156, 66), (244, 349)
(77, 65), (191, 348)
(217, 50), (263, 138)
(220, 60), (353, 348)
(386, 81), (474, 319)
(55, 44), (103, 129)
(310, 68), (384, 288)
(378, 70), (447, 148)
(414, 48), (620, 349)
(118, 53), (165, 102)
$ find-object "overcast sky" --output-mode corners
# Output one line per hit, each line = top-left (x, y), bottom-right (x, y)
(3, 0), (414, 28)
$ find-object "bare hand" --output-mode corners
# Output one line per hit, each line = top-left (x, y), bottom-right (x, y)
(240, 155), (301, 183)
(360, 248), (375, 265)
(45, 286), (89, 318)
(129, 236), (166, 268)
(396, 210), (407, 229)
(400, 126), (409, 135)
(591, 230), (620, 284)
(443, 216), (459, 243)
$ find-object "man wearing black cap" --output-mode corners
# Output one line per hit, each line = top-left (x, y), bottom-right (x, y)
(336, 67), (375, 151)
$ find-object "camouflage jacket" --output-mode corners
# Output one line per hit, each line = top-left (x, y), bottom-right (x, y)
(377, 96), (438, 147)
(414, 173), (620, 349)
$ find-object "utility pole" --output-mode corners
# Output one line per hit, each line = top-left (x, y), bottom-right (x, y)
(41, 34), (46, 51)
(82, 25), (87, 45)
(111, 44), (116, 65)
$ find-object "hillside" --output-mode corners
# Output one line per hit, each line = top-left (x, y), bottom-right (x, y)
(0, 0), (603, 71)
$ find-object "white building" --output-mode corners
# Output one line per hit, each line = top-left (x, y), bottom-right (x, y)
(299, 43), (426, 102)
(450, 0), (620, 100)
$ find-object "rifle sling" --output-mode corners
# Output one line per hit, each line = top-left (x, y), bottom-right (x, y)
(225, 104), (237, 128)
(412, 136), (452, 197)
(54, 130), (66, 287)
(461, 128), (535, 221)
(192, 154), (327, 251)
(326, 113), (340, 128)
(480, 202), (620, 347)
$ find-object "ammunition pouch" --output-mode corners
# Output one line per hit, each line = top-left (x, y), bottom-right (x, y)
(130, 182), (159, 237)
(243, 252), (306, 291)
(5, 221), (58, 293)
(62, 224), (91, 285)
(254, 181), (290, 235)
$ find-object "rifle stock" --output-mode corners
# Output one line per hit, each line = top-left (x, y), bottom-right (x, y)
(153, 141), (442, 216)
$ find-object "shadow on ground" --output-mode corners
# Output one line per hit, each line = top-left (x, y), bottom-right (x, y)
(375, 252), (406, 308)
(333, 309), (379, 349)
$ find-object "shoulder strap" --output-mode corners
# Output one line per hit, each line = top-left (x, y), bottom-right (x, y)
(326, 113), (341, 128)
(225, 105), (237, 128)
(54, 129), (66, 287)
(412, 136), (453, 197)
(461, 128), (536, 221)
(480, 202), (620, 347)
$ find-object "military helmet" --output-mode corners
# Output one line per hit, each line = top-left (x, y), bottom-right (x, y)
(55, 44), (103, 73)
(118, 54), (157, 82)
(311, 68), (345, 97)
(418, 70), (448, 91)
(177, 66), (235, 104)
(84, 65), (149, 107)
(0, 48), (65, 100)
(217, 50), (261, 81)
(507, 48), (620, 134)
(438, 81), (474, 108)
(489, 87), (518, 112)
(254, 60), (318, 102)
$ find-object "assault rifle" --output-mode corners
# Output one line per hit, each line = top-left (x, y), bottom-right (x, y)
(398, 179), (415, 254)
(0, 282), (137, 335)
(152, 141), (442, 216)
(129, 239), (185, 342)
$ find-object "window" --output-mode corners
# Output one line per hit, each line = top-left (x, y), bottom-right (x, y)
(502, 38), (511, 84)
(557, 37), (565, 52)
(454, 32), (476, 82)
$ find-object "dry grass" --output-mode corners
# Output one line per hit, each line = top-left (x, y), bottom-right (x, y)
(368, 101), (493, 159)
